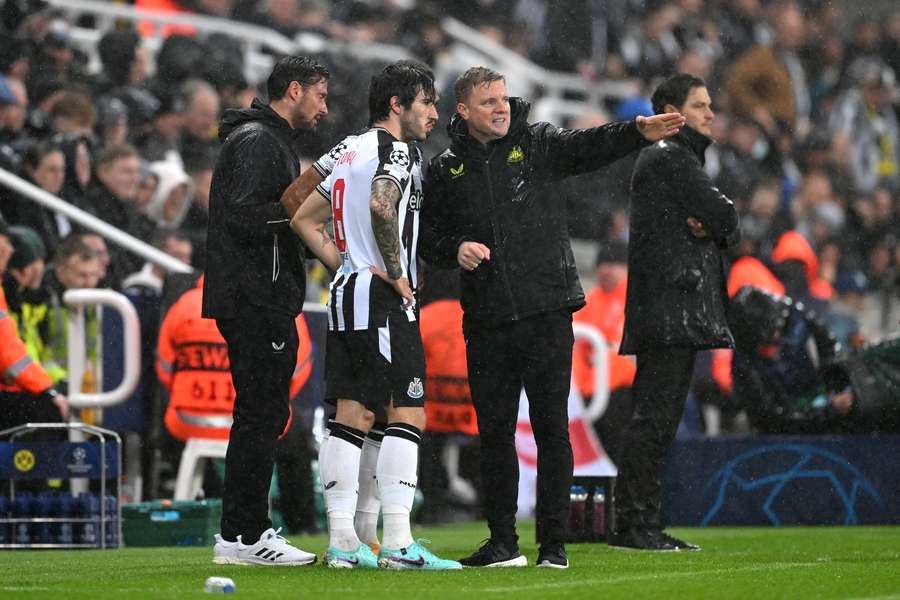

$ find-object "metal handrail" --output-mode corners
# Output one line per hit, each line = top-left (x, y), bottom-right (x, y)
(46, 0), (296, 54)
(45, 0), (411, 81)
(65, 289), (141, 409)
(441, 17), (639, 107)
(0, 168), (194, 275)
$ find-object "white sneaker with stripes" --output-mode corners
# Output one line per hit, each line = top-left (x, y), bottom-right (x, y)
(213, 528), (317, 566)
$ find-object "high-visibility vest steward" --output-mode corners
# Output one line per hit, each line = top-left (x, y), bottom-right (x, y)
(420, 299), (478, 436)
(0, 285), (54, 396)
(156, 279), (312, 441)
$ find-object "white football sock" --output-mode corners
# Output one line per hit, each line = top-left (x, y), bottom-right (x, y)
(320, 424), (364, 552)
(377, 423), (421, 550)
(355, 425), (384, 547)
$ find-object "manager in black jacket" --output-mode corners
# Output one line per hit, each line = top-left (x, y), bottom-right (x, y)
(610, 73), (739, 551)
(420, 66), (684, 569)
(202, 56), (328, 565)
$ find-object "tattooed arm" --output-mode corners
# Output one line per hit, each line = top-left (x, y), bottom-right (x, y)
(370, 178), (414, 305)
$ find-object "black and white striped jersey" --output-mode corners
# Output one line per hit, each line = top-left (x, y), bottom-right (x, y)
(314, 128), (423, 331)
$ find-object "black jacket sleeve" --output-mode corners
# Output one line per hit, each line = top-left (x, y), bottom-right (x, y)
(222, 131), (293, 242)
(420, 162), (463, 269)
(667, 147), (740, 245)
(533, 120), (647, 180)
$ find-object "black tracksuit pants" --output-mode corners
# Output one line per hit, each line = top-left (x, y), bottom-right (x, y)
(614, 346), (696, 531)
(464, 309), (574, 546)
(216, 303), (298, 544)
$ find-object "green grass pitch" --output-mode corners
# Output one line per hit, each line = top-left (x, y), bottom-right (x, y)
(2, 521), (899, 599)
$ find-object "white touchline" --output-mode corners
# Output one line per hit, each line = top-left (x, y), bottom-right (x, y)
(481, 562), (824, 594)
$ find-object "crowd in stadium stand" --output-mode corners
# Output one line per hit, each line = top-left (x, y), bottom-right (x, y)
(0, 0), (899, 504)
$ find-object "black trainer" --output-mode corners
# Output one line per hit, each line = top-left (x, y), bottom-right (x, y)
(658, 531), (701, 551)
(459, 539), (528, 567)
(536, 542), (569, 569)
(608, 528), (679, 552)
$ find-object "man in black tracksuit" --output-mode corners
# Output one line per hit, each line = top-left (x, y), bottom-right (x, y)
(420, 67), (685, 568)
(202, 56), (329, 565)
(610, 74), (739, 551)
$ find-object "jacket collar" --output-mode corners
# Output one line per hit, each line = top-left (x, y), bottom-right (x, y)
(448, 97), (531, 157)
(671, 125), (713, 164)
(218, 98), (296, 142)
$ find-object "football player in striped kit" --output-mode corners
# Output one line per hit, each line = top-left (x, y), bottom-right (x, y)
(292, 60), (460, 570)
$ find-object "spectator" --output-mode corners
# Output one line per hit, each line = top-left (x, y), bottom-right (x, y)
(77, 232), (112, 288)
(714, 118), (767, 205)
(55, 132), (92, 209)
(96, 28), (148, 93)
(827, 270), (867, 348)
(181, 147), (215, 269)
(136, 87), (186, 165)
(94, 96), (130, 149)
(145, 160), (193, 232)
(39, 234), (103, 392)
(4, 141), (68, 252)
(619, 2), (683, 81)
(725, 2), (810, 139)
(829, 58), (899, 194)
(179, 79), (220, 161)
(81, 143), (149, 285)
(49, 90), (96, 137)
(0, 75), (30, 168)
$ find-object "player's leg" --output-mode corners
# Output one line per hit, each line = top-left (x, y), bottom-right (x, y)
(356, 404), (386, 551)
(374, 315), (460, 570)
(320, 330), (379, 568)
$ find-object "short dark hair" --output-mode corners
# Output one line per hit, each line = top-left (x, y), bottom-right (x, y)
(54, 233), (96, 264)
(368, 60), (435, 125)
(22, 140), (63, 171)
(651, 73), (706, 114)
(266, 56), (330, 101)
(454, 66), (505, 103)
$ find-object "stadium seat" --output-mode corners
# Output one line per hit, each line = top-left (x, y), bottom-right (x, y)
(173, 437), (229, 500)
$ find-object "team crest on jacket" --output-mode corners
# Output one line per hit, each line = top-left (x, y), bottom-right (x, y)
(450, 163), (465, 178)
(407, 377), (424, 399)
(507, 145), (524, 164)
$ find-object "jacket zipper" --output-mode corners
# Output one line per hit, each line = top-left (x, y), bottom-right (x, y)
(484, 154), (519, 320)
(272, 233), (280, 283)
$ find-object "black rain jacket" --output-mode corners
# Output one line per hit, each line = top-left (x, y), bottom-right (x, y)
(620, 125), (739, 354)
(202, 99), (306, 319)
(421, 97), (648, 326)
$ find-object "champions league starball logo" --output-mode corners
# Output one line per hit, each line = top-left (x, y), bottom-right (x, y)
(699, 443), (883, 526)
(328, 142), (348, 160)
(66, 445), (92, 475)
(389, 149), (409, 167)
